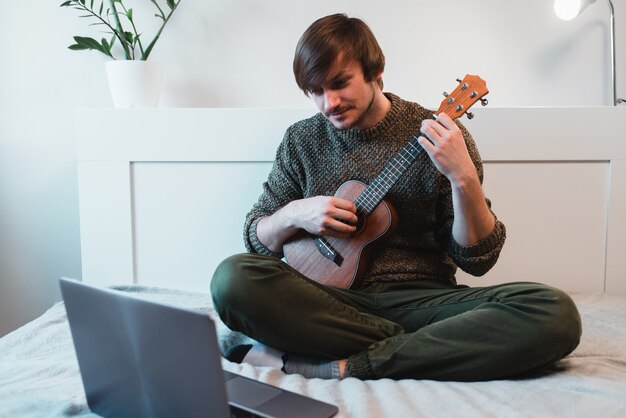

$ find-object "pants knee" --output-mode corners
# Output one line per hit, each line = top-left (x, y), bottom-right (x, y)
(514, 283), (582, 360)
(544, 286), (582, 355)
(493, 283), (582, 373)
(210, 253), (296, 340)
(496, 283), (581, 352)
(210, 253), (253, 315)
(210, 253), (286, 319)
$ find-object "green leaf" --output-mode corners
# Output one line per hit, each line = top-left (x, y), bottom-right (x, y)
(101, 38), (112, 57)
(123, 31), (134, 44)
(99, 1), (103, 15)
(90, 0), (94, 10)
(126, 8), (133, 22)
(166, 0), (176, 10)
(72, 36), (106, 53)
(68, 44), (90, 50)
(60, 1), (72, 7)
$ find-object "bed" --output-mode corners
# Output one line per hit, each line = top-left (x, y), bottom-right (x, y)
(2, 106), (626, 417)
(1, 286), (625, 417)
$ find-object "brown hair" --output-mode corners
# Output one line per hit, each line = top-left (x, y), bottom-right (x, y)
(293, 13), (385, 94)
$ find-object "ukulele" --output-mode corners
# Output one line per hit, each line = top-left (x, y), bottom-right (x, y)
(283, 74), (489, 289)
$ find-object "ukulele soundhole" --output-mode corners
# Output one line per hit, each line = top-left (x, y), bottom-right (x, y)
(339, 212), (366, 237)
(352, 213), (367, 236)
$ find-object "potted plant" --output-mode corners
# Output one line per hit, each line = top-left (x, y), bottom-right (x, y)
(61, 0), (183, 107)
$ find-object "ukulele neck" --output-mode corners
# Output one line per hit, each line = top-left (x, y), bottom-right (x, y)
(354, 135), (423, 215)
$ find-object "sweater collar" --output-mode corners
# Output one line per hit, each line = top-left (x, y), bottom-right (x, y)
(332, 92), (404, 141)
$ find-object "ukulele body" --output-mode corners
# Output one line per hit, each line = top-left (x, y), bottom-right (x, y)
(283, 180), (398, 289)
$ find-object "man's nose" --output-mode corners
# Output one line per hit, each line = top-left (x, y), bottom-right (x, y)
(324, 90), (340, 110)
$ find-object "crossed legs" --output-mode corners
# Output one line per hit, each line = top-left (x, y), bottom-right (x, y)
(211, 253), (582, 381)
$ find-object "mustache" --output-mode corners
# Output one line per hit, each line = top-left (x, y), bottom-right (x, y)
(325, 106), (351, 117)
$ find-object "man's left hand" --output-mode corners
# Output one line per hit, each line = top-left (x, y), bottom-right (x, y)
(418, 112), (477, 184)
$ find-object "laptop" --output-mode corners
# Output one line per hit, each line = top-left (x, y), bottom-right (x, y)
(59, 278), (338, 418)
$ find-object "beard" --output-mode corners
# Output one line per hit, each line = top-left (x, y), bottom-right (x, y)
(325, 84), (377, 130)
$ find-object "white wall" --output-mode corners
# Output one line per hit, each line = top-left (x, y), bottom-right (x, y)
(1, 0), (625, 336)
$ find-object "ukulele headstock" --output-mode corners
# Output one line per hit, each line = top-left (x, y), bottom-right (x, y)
(436, 74), (489, 120)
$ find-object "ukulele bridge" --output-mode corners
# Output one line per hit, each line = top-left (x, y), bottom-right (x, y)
(313, 236), (343, 266)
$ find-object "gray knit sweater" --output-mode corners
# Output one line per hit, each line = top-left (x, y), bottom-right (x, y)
(244, 93), (506, 287)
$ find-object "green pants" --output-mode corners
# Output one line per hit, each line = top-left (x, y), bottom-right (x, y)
(210, 253), (582, 381)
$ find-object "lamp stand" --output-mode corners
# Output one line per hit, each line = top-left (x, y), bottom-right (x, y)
(608, 0), (625, 105)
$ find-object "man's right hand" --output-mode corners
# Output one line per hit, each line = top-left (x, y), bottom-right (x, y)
(256, 196), (358, 253)
(288, 196), (358, 237)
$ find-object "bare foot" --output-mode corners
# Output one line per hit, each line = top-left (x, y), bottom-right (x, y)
(338, 359), (348, 379)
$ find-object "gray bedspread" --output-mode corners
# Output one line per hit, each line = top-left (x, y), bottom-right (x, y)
(1, 287), (625, 418)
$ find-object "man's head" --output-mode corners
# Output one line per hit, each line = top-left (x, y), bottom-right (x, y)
(293, 14), (389, 130)
(293, 13), (385, 95)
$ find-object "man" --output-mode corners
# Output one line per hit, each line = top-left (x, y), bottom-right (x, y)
(211, 13), (581, 381)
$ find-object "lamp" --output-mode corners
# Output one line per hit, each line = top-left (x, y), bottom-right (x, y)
(554, 0), (624, 105)
(554, 0), (595, 20)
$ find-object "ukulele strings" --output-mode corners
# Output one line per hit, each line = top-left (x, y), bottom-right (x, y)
(358, 137), (423, 213)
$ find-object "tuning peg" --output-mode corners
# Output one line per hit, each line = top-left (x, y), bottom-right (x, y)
(480, 98), (489, 106)
(466, 111), (474, 120)
(456, 78), (462, 83)
(456, 104), (464, 112)
(443, 91), (449, 97)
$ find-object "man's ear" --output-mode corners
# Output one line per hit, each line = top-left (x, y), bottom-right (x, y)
(374, 72), (384, 90)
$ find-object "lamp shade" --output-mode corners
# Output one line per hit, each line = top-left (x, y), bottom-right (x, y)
(554, 0), (596, 20)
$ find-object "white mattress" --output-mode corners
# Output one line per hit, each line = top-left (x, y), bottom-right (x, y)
(1, 287), (625, 418)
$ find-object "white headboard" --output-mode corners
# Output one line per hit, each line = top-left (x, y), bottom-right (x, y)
(76, 107), (626, 294)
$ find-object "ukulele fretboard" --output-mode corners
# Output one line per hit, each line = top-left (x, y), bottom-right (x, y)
(354, 135), (424, 215)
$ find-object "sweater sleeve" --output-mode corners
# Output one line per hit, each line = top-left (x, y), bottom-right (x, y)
(243, 127), (304, 258)
(438, 123), (506, 277)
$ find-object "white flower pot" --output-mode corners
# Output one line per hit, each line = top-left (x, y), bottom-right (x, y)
(105, 60), (165, 108)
